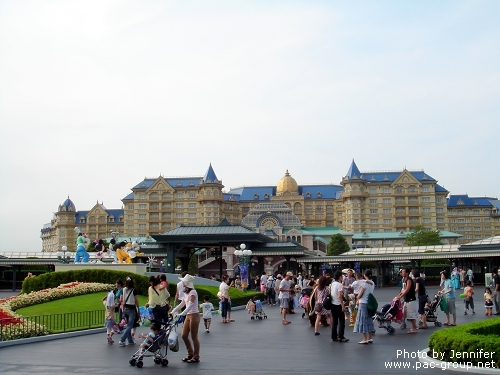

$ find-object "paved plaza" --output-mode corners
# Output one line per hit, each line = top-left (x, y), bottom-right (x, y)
(0, 287), (497, 375)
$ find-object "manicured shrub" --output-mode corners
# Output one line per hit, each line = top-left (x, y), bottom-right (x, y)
(428, 319), (500, 368)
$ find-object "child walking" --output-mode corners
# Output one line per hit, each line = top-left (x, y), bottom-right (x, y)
(137, 323), (162, 355)
(484, 287), (494, 315)
(102, 290), (117, 344)
(199, 295), (214, 333)
(463, 281), (475, 315)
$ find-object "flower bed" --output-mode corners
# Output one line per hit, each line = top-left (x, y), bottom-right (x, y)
(0, 282), (113, 341)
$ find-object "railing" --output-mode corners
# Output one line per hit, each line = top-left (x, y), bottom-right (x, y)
(0, 310), (107, 341)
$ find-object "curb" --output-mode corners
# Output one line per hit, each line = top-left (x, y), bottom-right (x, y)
(418, 348), (500, 374)
(0, 306), (247, 348)
(0, 328), (106, 348)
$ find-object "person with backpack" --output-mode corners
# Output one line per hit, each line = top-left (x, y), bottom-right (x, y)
(463, 280), (475, 315)
(266, 275), (276, 306)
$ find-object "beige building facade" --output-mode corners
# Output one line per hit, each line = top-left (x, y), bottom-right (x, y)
(41, 162), (500, 252)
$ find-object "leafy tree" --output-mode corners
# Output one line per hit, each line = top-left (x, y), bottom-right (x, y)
(327, 234), (351, 256)
(405, 225), (442, 246)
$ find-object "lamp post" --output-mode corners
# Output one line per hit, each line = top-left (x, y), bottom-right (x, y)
(57, 245), (69, 264)
(234, 244), (252, 292)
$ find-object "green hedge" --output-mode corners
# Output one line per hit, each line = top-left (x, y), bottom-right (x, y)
(21, 270), (264, 307)
(428, 318), (500, 368)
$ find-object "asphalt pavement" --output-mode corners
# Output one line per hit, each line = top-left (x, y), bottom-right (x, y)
(0, 287), (496, 375)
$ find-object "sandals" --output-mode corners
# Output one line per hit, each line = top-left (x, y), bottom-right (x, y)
(407, 330), (417, 334)
(186, 358), (200, 363)
(182, 356), (193, 362)
(358, 341), (368, 344)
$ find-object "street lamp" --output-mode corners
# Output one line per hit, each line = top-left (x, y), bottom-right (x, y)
(57, 245), (70, 264)
(234, 243), (252, 292)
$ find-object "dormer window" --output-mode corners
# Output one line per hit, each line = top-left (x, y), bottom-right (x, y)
(306, 192), (311, 198)
(264, 193), (269, 199)
(253, 194), (259, 199)
(316, 192), (322, 198)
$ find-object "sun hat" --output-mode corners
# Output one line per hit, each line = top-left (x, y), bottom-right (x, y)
(277, 274), (282, 279)
(286, 271), (293, 277)
(178, 274), (195, 289)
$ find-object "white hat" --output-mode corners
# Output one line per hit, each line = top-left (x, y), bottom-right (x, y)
(286, 271), (293, 277)
(179, 274), (195, 289)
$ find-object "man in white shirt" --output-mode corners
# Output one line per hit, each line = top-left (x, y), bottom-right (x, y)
(331, 270), (349, 342)
(279, 272), (293, 325)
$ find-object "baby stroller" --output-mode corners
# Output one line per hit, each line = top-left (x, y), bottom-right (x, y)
(299, 290), (310, 319)
(306, 288), (329, 327)
(250, 299), (267, 320)
(373, 298), (404, 335)
(420, 294), (442, 327)
(129, 316), (183, 368)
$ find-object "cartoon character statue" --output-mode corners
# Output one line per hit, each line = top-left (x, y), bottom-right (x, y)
(74, 228), (90, 263)
(93, 239), (105, 263)
(109, 238), (118, 263)
(115, 241), (132, 264)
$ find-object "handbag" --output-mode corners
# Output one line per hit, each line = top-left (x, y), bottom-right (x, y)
(323, 287), (333, 310)
(439, 296), (447, 311)
(366, 293), (378, 317)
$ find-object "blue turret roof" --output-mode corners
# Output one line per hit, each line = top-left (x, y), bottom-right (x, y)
(59, 197), (76, 212)
(346, 160), (361, 179)
(203, 163), (219, 184)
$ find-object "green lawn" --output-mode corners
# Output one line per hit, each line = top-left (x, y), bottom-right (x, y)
(16, 293), (148, 334)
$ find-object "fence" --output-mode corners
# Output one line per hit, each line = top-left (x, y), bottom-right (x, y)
(0, 310), (105, 341)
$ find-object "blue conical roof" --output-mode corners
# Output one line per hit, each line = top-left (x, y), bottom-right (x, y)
(346, 160), (361, 179)
(203, 163), (219, 183)
(59, 196), (76, 212)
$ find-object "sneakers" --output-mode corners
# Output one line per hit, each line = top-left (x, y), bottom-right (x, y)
(206, 328), (210, 333)
(119, 341), (127, 347)
(464, 312), (468, 315)
(107, 336), (114, 344)
(472, 311), (475, 315)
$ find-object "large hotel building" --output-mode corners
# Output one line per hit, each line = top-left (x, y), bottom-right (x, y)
(41, 161), (500, 253)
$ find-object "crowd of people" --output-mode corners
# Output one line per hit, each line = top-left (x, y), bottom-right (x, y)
(101, 265), (500, 363)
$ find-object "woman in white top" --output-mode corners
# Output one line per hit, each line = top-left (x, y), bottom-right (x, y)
(353, 270), (375, 344)
(171, 274), (200, 363)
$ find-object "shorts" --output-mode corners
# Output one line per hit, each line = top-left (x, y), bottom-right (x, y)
(418, 297), (427, 315)
(280, 297), (290, 309)
(203, 318), (212, 324)
(445, 298), (456, 315)
(405, 300), (418, 320)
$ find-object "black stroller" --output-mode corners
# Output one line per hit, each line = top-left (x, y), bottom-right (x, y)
(129, 316), (182, 368)
(373, 298), (404, 335)
(420, 294), (442, 327)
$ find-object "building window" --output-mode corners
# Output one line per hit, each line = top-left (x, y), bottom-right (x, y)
(474, 227), (480, 231)
(188, 203), (196, 208)
(383, 188), (390, 194)
(175, 203), (184, 208)
(436, 197), (442, 203)
(384, 219), (391, 224)
(473, 210), (479, 215)
(408, 187), (416, 193)
(139, 194), (146, 200)
(150, 193), (159, 200)
(139, 204), (146, 210)
(128, 225), (134, 230)
(150, 203), (159, 210)
(437, 218), (444, 223)
(188, 213), (196, 218)
(369, 199), (377, 204)
(383, 209), (391, 214)
(189, 193), (196, 198)
(383, 198), (391, 204)
(176, 213), (183, 218)
(370, 219), (378, 224)
(369, 188), (376, 194)
(175, 193), (184, 199)
(162, 203), (171, 209)
(422, 208), (430, 213)
(422, 187), (429, 192)
(163, 193), (172, 199)
(139, 214), (146, 219)
(162, 213), (171, 218)
(128, 205), (134, 210)
(423, 218), (431, 223)
(139, 224), (146, 229)
(422, 197), (430, 203)
(395, 188), (403, 194)
(370, 209), (378, 214)
(436, 208), (443, 213)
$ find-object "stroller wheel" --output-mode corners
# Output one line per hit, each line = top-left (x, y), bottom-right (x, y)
(264, 316), (267, 319)
(387, 326), (396, 335)
(154, 358), (161, 364)
(251, 317), (254, 320)
(129, 358), (137, 366)
(136, 361), (143, 368)
(400, 322), (407, 330)
(161, 359), (169, 367)
(435, 322), (442, 327)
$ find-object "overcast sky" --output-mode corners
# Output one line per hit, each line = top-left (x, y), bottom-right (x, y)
(1, 1), (499, 252)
